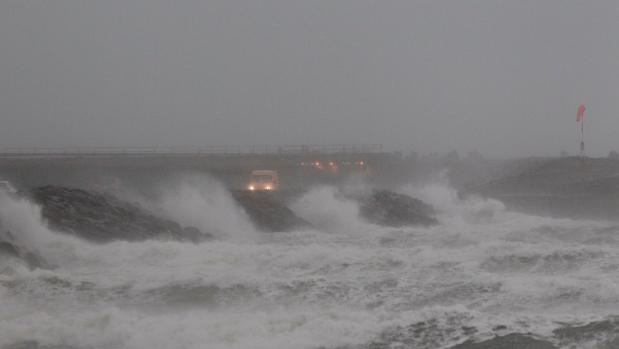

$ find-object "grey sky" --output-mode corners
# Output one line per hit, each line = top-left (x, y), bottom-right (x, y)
(1, 1), (617, 157)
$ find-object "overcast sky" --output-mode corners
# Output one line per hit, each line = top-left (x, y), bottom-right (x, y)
(1, 1), (617, 157)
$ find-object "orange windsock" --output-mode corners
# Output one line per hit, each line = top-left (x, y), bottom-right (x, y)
(577, 104), (586, 122)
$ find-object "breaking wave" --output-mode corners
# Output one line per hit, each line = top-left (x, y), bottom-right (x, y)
(290, 186), (376, 234)
(2, 179), (619, 348)
(0, 191), (82, 268)
(122, 175), (257, 241)
(401, 184), (504, 226)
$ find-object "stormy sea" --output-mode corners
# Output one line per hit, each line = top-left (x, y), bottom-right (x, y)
(1, 179), (619, 349)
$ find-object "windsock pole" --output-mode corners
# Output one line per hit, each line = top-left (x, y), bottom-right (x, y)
(581, 114), (585, 157)
(577, 104), (586, 157)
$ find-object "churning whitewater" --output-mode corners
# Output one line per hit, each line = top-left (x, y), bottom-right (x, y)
(2, 180), (619, 349)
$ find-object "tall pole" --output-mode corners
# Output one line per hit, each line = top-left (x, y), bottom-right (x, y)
(581, 114), (585, 157)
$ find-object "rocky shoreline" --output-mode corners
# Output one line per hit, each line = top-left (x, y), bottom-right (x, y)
(231, 190), (312, 232)
(359, 190), (438, 227)
(0, 184), (439, 270)
(469, 157), (619, 220)
(29, 186), (211, 243)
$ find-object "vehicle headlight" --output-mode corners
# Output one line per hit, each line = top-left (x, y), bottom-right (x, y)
(248, 185), (255, 191)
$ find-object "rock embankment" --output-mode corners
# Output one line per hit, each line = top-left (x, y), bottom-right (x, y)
(359, 190), (438, 227)
(30, 186), (211, 243)
(470, 157), (619, 219)
(0, 234), (51, 269)
(450, 334), (556, 349)
(231, 191), (311, 232)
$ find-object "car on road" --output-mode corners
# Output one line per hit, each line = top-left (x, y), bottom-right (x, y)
(247, 170), (279, 191)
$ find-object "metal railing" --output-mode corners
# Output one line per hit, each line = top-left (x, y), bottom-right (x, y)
(0, 144), (383, 158)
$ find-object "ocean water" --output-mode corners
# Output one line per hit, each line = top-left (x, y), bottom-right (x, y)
(1, 182), (619, 349)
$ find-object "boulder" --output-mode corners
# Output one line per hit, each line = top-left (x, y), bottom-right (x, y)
(231, 191), (311, 232)
(29, 186), (212, 243)
(2, 341), (80, 349)
(470, 157), (619, 220)
(450, 334), (556, 349)
(0, 230), (52, 269)
(359, 190), (438, 227)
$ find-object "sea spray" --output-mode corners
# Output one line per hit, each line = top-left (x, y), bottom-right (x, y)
(2, 180), (619, 348)
(0, 190), (81, 267)
(401, 180), (506, 224)
(290, 185), (377, 234)
(122, 175), (257, 241)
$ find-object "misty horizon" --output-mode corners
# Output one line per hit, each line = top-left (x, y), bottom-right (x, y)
(1, 1), (618, 157)
(4, 3), (619, 347)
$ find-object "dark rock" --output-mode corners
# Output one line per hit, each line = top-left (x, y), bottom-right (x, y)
(470, 157), (619, 220)
(325, 327), (556, 349)
(231, 191), (311, 232)
(0, 240), (19, 257)
(2, 341), (80, 349)
(143, 283), (261, 307)
(603, 337), (619, 349)
(181, 226), (204, 243)
(450, 333), (556, 349)
(359, 190), (438, 227)
(29, 186), (213, 243)
(0, 230), (53, 269)
(553, 318), (619, 347)
(366, 320), (454, 349)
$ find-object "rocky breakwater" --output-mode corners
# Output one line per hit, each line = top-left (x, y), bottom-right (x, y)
(231, 191), (311, 232)
(0, 231), (51, 269)
(471, 157), (619, 219)
(332, 317), (619, 349)
(232, 189), (437, 231)
(29, 186), (211, 243)
(358, 190), (438, 227)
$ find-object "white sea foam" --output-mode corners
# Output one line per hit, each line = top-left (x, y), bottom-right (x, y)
(401, 180), (507, 225)
(290, 185), (376, 234)
(1, 180), (619, 348)
(122, 175), (258, 241)
(0, 191), (83, 267)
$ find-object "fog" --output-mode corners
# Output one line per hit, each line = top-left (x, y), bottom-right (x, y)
(1, 1), (617, 157)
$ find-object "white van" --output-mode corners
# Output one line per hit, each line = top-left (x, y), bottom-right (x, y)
(247, 170), (279, 191)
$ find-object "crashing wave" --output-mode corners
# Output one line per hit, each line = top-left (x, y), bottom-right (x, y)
(29, 186), (212, 243)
